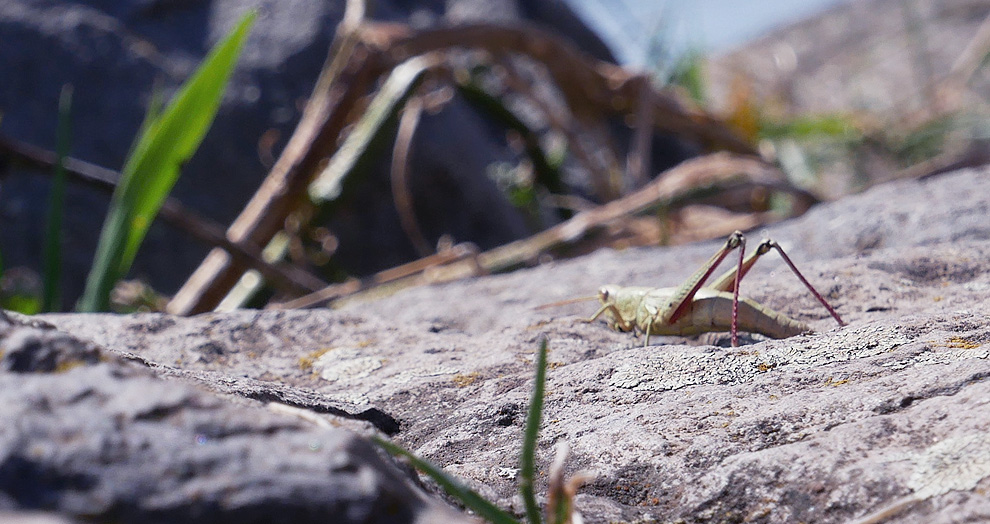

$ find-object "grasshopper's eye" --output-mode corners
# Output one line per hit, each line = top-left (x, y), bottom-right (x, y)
(598, 287), (609, 302)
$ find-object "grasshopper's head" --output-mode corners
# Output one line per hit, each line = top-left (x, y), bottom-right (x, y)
(597, 285), (620, 305)
(595, 285), (647, 330)
(593, 285), (622, 328)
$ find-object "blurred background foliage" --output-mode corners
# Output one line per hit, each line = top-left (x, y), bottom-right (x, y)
(3, 0), (989, 314)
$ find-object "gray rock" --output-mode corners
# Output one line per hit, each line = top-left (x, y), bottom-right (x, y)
(40, 166), (990, 522)
(0, 310), (472, 523)
(0, 312), (101, 372)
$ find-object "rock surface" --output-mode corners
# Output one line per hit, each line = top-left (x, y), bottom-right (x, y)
(22, 166), (990, 522)
(0, 311), (471, 523)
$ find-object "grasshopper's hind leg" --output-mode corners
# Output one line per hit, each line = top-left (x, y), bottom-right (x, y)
(710, 240), (774, 293)
(662, 232), (744, 325)
(662, 231), (747, 346)
(767, 241), (845, 326)
(711, 238), (846, 327)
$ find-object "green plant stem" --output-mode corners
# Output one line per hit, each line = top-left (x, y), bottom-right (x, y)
(42, 84), (73, 312)
(372, 436), (520, 524)
(520, 338), (548, 524)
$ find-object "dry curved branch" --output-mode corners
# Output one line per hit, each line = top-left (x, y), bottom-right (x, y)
(473, 152), (806, 274)
(390, 95), (431, 257)
(360, 22), (754, 154)
(167, 0), (377, 315)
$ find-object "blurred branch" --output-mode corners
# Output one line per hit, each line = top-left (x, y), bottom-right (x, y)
(326, 153), (814, 306)
(361, 22), (755, 154)
(935, 11), (990, 114)
(900, 0), (937, 109)
(626, 78), (655, 189)
(0, 133), (327, 295)
(169, 17), (757, 315)
(167, 0), (373, 315)
(894, 140), (990, 180)
(0, 132), (120, 187)
(271, 242), (481, 309)
(469, 152), (812, 274)
(390, 94), (431, 256)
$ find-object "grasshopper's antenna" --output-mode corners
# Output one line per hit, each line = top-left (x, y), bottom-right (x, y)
(535, 296), (598, 310)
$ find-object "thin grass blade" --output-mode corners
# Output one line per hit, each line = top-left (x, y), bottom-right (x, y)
(78, 11), (256, 312)
(42, 84), (73, 312)
(372, 436), (520, 524)
(520, 338), (548, 524)
(125, 83), (164, 161)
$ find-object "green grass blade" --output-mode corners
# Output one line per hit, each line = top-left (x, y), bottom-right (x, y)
(42, 84), (73, 312)
(78, 10), (256, 312)
(120, 12), (255, 266)
(520, 338), (548, 524)
(126, 83), (165, 161)
(669, 49), (707, 105)
(372, 436), (521, 524)
(758, 114), (859, 140)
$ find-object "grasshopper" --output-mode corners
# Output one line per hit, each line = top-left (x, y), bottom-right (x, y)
(585, 231), (845, 347)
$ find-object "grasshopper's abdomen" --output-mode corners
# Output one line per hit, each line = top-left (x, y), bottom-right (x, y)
(642, 288), (809, 339)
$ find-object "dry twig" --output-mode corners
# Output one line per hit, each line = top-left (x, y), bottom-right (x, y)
(167, 0), (374, 314)
(390, 94), (430, 256)
(626, 77), (656, 189)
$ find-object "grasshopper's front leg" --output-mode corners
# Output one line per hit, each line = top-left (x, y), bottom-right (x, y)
(586, 300), (636, 333)
(589, 294), (658, 348)
(642, 305), (662, 348)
